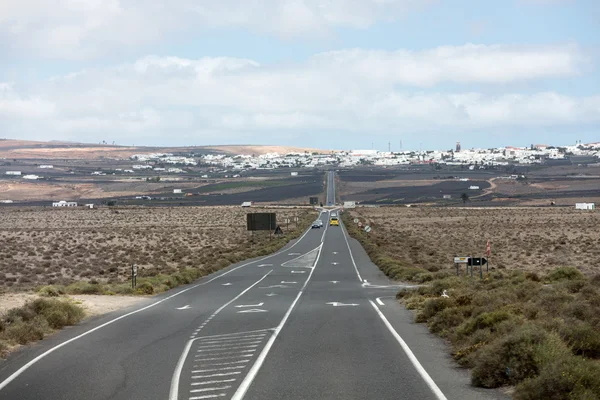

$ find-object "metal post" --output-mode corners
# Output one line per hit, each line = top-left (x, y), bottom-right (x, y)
(455, 263), (459, 276)
(470, 255), (473, 278)
(480, 256), (483, 279)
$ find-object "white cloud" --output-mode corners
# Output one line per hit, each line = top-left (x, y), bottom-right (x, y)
(0, 0), (431, 59)
(0, 44), (598, 144)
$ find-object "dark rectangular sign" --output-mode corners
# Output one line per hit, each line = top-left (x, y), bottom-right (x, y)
(247, 213), (277, 231)
(309, 197), (319, 205)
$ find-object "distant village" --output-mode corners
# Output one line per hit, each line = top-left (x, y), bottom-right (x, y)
(129, 141), (600, 171)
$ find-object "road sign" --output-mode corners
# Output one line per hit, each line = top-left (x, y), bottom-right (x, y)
(454, 256), (469, 264)
(354, 218), (359, 223)
(468, 257), (488, 266)
(284, 218), (290, 223)
(358, 222), (362, 227)
(364, 226), (372, 233)
(132, 265), (138, 276)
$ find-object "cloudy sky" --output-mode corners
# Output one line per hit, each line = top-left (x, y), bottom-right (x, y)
(1, 0), (599, 151)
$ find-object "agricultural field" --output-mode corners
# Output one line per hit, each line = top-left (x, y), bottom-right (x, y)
(0, 206), (313, 292)
(349, 206), (600, 275)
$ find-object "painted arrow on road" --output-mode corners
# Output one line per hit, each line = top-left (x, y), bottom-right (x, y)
(291, 270), (306, 274)
(281, 281), (297, 284)
(176, 305), (191, 310)
(222, 283), (232, 286)
(330, 281), (339, 284)
(331, 262), (339, 265)
(326, 302), (359, 307)
(237, 309), (268, 313)
(265, 293), (277, 297)
(333, 252), (338, 254)
(257, 264), (273, 268)
(288, 253), (301, 256)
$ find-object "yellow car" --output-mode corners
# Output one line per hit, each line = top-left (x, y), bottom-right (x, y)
(329, 217), (339, 226)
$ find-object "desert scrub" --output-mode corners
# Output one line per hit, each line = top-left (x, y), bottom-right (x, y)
(344, 210), (600, 397)
(0, 298), (85, 353)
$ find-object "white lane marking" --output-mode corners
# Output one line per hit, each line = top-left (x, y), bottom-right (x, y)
(177, 305), (192, 310)
(331, 262), (338, 265)
(320, 212), (330, 242)
(259, 284), (287, 289)
(333, 251), (338, 254)
(265, 293), (277, 297)
(192, 367), (245, 374)
(234, 303), (264, 308)
(330, 281), (339, 284)
(191, 378), (237, 386)
(281, 281), (297, 284)
(197, 329), (270, 340)
(281, 247), (319, 267)
(257, 264), (272, 267)
(197, 347), (258, 353)
(222, 283), (232, 286)
(191, 386), (232, 394)
(190, 394), (227, 400)
(368, 300), (448, 400)
(231, 243), (324, 400)
(196, 341), (262, 349)
(237, 309), (268, 314)
(291, 270), (306, 274)
(340, 219), (364, 282)
(198, 336), (266, 345)
(194, 354), (254, 362)
(192, 372), (242, 379)
(194, 360), (250, 368)
(169, 274), (271, 400)
(326, 302), (359, 307)
(287, 253), (301, 256)
(376, 297), (385, 306)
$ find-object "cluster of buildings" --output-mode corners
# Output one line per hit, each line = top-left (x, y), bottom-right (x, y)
(193, 142), (600, 170)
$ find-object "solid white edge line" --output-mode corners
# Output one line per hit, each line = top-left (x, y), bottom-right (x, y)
(231, 242), (323, 400)
(340, 218), (363, 282)
(169, 271), (273, 400)
(376, 297), (385, 306)
(0, 214), (317, 393)
(368, 300), (447, 400)
(320, 210), (330, 243)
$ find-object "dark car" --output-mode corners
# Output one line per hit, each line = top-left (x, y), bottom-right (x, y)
(311, 221), (322, 229)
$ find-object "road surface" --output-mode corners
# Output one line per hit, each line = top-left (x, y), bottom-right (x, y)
(326, 170), (335, 206)
(0, 173), (506, 400)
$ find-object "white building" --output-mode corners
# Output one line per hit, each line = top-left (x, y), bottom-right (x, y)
(173, 189), (182, 194)
(5, 171), (21, 176)
(39, 165), (54, 169)
(575, 203), (595, 210)
(52, 201), (78, 207)
(22, 175), (40, 180)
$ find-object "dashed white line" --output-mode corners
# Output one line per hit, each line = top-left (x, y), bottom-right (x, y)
(376, 297), (385, 306)
(340, 220), (364, 282)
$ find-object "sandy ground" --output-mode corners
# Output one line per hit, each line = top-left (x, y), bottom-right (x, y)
(0, 293), (146, 316)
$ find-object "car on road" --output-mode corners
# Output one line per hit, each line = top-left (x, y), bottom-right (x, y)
(329, 216), (339, 226)
(311, 220), (322, 229)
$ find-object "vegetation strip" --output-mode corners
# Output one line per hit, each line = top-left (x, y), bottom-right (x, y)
(343, 211), (600, 399)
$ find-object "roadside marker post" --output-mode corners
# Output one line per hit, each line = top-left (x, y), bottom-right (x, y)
(131, 264), (138, 289)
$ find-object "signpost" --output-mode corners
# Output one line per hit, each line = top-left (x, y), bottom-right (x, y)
(131, 264), (138, 289)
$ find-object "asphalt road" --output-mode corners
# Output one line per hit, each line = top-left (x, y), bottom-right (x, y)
(0, 173), (508, 400)
(326, 170), (335, 206)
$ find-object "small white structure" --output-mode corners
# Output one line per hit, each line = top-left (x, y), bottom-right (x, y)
(241, 201), (253, 207)
(173, 189), (182, 194)
(469, 185), (480, 190)
(343, 201), (356, 208)
(85, 204), (94, 209)
(5, 171), (21, 176)
(459, 178), (469, 181)
(52, 200), (78, 207)
(39, 165), (54, 169)
(291, 172), (299, 176)
(22, 175), (40, 180)
(443, 194), (452, 199)
(0, 200), (14, 203)
(576, 203), (595, 210)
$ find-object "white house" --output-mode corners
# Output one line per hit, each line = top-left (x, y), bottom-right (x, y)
(39, 165), (54, 169)
(5, 171), (21, 176)
(241, 201), (253, 207)
(173, 189), (182, 194)
(469, 186), (480, 190)
(52, 201), (78, 207)
(22, 175), (40, 180)
(576, 203), (595, 210)
(291, 172), (299, 176)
